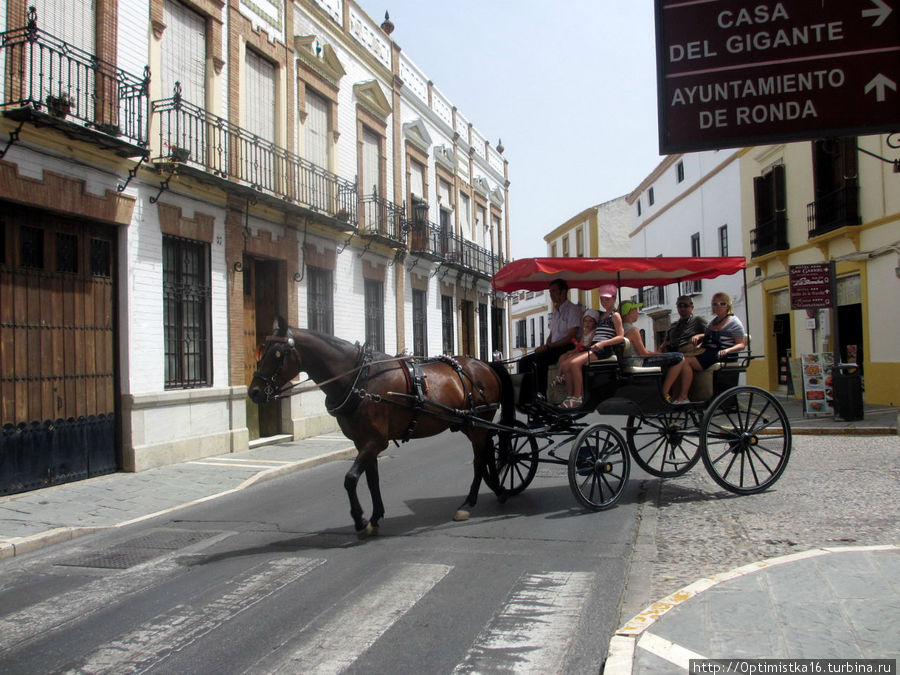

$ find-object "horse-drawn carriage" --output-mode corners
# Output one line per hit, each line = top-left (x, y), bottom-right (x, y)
(249, 257), (791, 536)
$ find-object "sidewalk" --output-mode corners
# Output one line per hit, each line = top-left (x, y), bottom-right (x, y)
(605, 545), (900, 672)
(0, 433), (356, 559)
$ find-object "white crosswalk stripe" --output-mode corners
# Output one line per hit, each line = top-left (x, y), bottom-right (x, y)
(454, 571), (596, 674)
(3, 553), (600, 673)
(0, 559), (182, 655)
(67, 557), (325, 675)
(263, 562), (453, 674)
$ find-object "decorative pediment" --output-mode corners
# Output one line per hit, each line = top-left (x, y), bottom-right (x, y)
(294, 35), (346, 86)
(353, 80), (392, 121)
(490, 186), (505, 207)
(473, 175), (490, 197)
(434, 144), (457, 172)
(402, 119), (432, 154)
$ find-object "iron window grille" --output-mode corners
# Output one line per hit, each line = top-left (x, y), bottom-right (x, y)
(478, 303), (488, 361)
(441, 295), (454, 354)
(307, 266), (334, 335)
(364, 279), (384, 352)
(163, 235), (211, 389)
(412, 289), (427, 356)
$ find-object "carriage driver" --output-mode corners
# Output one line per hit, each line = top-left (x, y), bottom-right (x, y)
(518, 278), (582, 402)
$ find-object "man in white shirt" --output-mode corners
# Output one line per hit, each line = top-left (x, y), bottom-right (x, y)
(518, 278), (581, 402)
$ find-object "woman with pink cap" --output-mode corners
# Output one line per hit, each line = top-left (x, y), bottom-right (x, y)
(557, 284), (624, 408)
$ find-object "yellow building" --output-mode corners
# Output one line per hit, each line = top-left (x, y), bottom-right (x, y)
(543, 197), (631, 310)
(741, 134), (900, 406)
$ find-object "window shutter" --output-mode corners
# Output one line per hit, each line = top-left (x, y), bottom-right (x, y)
(773, 164), (787, 226)
(33, 0), (94, 52)
(244, 50), (275, 142)
(305, 89), (329, 167)
(753, 173), (771, 226)
(161, 0), (206, 105)
(410, 160), (424, 199)
(362, 128), (381, 196)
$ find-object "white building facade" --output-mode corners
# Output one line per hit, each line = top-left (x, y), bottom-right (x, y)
(627, 151), (746, 349)
(0, 0), (510, 491)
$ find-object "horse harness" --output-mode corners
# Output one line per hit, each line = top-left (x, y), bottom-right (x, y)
(256, 335), (497, 441)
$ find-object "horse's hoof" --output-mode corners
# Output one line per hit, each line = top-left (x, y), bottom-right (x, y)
(496, 489), (509, 505)
(453, 509), (470, 521)
(356, 521), (373, 539)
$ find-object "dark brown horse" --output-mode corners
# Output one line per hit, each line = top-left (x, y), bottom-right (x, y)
(248, 317), (506, 536)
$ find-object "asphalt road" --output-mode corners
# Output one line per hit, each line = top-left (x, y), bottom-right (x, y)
(0, 428), (641, 674)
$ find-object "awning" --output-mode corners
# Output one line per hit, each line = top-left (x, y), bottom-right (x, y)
(492, 256), (747, 292)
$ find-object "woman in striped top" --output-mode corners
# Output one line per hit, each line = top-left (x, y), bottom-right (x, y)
(557, 287), (624, 409)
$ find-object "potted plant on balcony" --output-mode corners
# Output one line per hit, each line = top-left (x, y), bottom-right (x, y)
(45, 93), (74, 118)
(335, 209), (350, 222)
(166, 144), (191, 162)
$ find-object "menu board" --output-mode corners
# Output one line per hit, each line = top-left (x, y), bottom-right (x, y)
(801, 353), (835, 416)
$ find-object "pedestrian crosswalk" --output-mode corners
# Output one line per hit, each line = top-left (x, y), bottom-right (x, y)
(1, 542), (603, 673)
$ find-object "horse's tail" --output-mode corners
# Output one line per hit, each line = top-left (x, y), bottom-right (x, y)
(489, 361), (517, 427)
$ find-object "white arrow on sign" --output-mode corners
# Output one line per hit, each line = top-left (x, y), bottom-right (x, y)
(862, 0), (893, 27)
(865, 73), (897, 101)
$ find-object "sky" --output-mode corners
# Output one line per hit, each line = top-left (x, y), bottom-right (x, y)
(357, 0), (664, 259)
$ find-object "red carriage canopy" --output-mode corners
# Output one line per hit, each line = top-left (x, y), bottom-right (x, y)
(492, 257), (747, 292)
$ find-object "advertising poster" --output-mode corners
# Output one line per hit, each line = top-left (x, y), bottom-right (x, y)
(801, 353), (835, 416)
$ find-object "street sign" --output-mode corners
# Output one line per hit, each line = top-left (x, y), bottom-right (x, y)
(656, 0), (900, 153)
(789, 263), (833, 309)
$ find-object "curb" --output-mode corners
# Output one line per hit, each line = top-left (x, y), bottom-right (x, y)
(784, 426), (895, 436)
(0, 446), (356, 561)
(604, 545), (900, 675)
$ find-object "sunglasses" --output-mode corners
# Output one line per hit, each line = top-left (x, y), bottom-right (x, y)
(711, 301), (728, 307)
(676, 303), (692, 308)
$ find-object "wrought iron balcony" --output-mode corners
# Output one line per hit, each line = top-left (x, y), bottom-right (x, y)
(442, 230), (501, 279)
(750, 215), (789, 257)
(152, 86), (357, 227)
(0, 8), (149, 155)
(639, 286), (666, 308)
(408, 221), (444, 260)
(807, 184), (861, 238)
(359, 190), (407, 246)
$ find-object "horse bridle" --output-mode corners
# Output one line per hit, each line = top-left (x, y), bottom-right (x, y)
(253, 334), (301, 401)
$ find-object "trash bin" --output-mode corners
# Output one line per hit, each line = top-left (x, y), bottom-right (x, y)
(832, 363), (864, 421)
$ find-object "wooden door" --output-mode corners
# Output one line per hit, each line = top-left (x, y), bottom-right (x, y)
(0, 205), (117, 495)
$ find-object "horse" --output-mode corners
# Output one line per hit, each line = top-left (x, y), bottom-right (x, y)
(247, 317), (508, 537)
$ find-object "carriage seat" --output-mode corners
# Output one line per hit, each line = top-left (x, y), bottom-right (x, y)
(686, 336), (751, 401)
(618, 338), (662, 375)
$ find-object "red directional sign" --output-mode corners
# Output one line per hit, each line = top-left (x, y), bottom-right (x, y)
(656, 0), (900, 153)
(789, 263), (833, 309)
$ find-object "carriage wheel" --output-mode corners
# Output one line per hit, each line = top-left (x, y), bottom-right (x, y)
(626, 409), (702, 478)
(699, 386), (791, 495)
(495, 421), (540, 496)
(568, 423), (630, 510)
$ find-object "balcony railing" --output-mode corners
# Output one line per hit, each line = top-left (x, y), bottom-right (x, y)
(639, 286), (665, 308)
(807, 184), (861, 238)
(680, 279), (702, 296)
(750, 215), (789, 257)
(153, 85), (357, 225)
(0, 9), (149, 149)
(359, 190), (407, 245)
(443, 230), (501, 278)
(409, 222), (443, 258)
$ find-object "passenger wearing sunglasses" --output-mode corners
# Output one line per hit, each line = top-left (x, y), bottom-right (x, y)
(673, 292), (748, 402)
(659, 295), (707, 353)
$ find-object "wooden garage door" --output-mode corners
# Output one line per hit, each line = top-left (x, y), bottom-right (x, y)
(0, 204), (118, 495)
